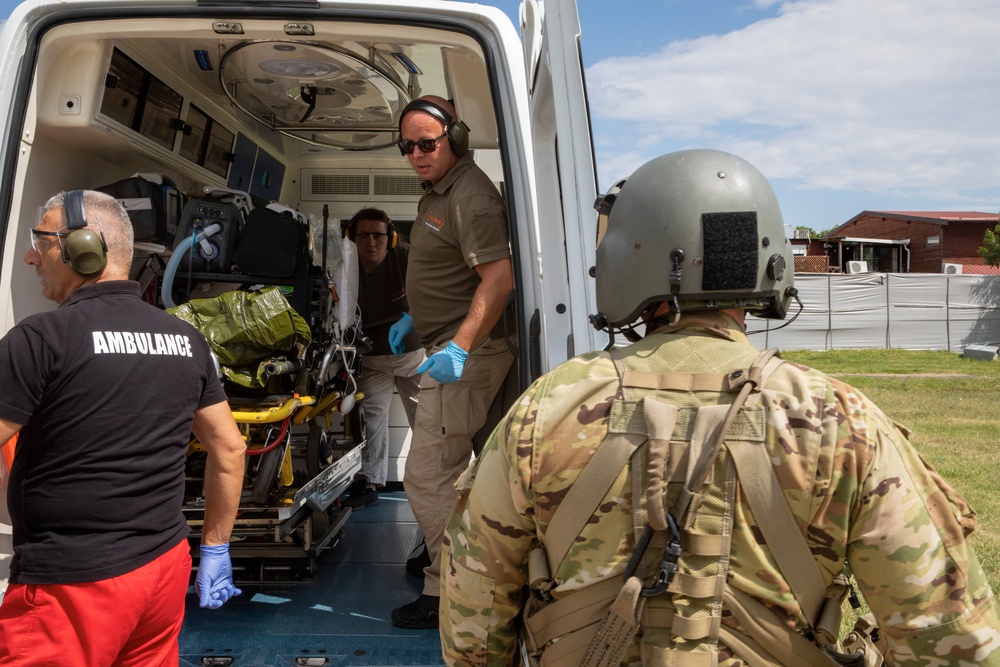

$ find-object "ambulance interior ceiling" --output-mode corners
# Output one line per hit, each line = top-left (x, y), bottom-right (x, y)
(6, 14), (504, 322)
(27, 16), (500, 206)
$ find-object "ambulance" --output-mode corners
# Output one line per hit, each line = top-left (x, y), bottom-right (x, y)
(0, 0), (597, 661)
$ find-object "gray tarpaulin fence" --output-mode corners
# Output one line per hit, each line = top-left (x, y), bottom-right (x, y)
(746, 273), (1000, 352)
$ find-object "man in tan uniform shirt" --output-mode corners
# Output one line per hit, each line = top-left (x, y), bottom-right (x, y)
(387, 96), (514, 629)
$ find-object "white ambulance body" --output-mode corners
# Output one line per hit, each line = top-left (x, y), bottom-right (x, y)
(0, 0), (599, 596)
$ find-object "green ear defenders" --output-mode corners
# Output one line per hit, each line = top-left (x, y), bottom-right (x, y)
(398, 99), (469, 157)
(62, 190), (108, 277)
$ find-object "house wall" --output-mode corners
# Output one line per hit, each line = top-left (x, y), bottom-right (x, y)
(837, 215), (940, 271)
(832, 214), (993, 272)
(943, 223), (994, 265)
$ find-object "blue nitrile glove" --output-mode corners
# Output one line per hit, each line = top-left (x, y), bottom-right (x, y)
(418, 341), (469, 384)
(197, 543), (241, 609)
(388, 313), (415, 355)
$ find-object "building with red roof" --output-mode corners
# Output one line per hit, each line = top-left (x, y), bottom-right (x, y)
(816, 211), (999, 273)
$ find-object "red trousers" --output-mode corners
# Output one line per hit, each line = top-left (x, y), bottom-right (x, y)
(0, 538), (191, 666)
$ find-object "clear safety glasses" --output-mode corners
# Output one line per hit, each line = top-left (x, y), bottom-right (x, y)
(29, 228), (69, 252)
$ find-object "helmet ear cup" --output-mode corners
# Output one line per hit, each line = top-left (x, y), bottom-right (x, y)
(64, 229), (108, 276)
(386, 221), (399, 249)
(62, 190), (108, 277)
(399, 99), (469, 157)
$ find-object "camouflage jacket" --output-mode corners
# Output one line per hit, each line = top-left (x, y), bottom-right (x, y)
(441, 312), (1000, 666)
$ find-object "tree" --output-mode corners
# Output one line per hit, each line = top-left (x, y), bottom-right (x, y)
(978, 218), (1000, 266)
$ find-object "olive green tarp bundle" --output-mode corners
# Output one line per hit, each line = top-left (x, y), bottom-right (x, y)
(169, 287), (312, 388)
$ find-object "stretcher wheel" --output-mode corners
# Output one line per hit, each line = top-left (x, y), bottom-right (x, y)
(306, 422), (334, 479)
(250, 443), (284, 504)
(344, 403), (366, 445)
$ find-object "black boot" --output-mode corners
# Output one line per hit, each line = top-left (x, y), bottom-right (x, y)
(391, 594), (439, 629)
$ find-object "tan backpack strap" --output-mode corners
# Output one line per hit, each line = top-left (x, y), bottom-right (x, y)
(725, 349), (828, 626)
(579, 576), (646, 667)
(728, 439), (827, 627)
(539, 348), (651, 581)
(523, 576), (624, 649)
(668, 347), (780, 527)
(541, 429), (647, 581)
(722, 586), (840, 667)
(642, 397), (681, 532)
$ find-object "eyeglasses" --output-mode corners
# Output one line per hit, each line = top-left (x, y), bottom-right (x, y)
(29, 228), (69, 252)
(397, 131), (448, 155)
(355, 232), (388, 242)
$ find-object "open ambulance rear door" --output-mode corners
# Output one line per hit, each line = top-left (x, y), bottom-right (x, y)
(522, 0), (599, 373)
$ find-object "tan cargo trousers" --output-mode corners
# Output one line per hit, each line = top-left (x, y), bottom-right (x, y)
(405, 337), (513, 597)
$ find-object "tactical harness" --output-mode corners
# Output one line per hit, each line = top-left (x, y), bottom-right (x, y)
(522, 348), (887, 667)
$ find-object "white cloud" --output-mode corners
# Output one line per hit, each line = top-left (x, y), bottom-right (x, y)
(586, 0), (1000, 202)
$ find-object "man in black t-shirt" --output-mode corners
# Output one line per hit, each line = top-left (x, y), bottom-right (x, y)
(341, 208), (425, 508)
(0, 190), (246, 666)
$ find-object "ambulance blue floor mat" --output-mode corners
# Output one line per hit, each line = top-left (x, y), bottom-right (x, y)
(179, 488), (443, 667)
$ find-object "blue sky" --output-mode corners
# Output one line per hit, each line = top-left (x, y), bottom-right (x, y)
(2, 0), (997, 234)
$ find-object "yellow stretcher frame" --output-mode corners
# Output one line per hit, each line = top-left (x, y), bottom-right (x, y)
(188, 390), (364, 451)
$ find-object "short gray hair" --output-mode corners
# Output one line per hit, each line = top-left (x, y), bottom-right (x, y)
(43, 190), (134, 272)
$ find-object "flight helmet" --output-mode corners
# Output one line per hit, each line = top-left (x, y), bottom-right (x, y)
(592, 149), (794, 330)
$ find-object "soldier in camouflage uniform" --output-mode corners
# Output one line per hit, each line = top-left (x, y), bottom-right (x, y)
(441, 150), (1000, 666)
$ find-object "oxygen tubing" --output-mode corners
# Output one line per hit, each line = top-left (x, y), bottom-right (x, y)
(160, 223), (222, 308)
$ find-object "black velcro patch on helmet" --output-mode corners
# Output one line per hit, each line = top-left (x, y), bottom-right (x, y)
(702, 212), (758, 291)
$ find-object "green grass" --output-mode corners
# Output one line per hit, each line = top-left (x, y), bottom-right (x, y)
(781, 349), (1000, 627)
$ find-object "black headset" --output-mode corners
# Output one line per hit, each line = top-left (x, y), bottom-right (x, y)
(62, 190), (108, 277)
(345, 208), (399, 249)
(398, 99), (469, 157)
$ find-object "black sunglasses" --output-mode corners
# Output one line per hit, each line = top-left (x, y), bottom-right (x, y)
(397, 131), (448, 155)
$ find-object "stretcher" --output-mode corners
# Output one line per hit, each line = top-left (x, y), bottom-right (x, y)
(160, 190), (368, 584)
(183, 389), (366, 584)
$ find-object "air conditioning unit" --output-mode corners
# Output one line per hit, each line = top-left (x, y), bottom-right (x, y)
(942, 263), (963, 274)
(846, 260), (869, 274)
(794, 229), (811, 240)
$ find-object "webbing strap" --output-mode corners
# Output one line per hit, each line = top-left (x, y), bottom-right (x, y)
(541, 430), (644, 580)
(609, 402), (766, 442)
(683, 532), (724, 556)
(524, 576), (623, 647)
(671, 404), (731, 528)
(532, 350), (643, 581)
(640, 646), (718, 667)
(671, 379), (757, 528)
(716, 628), (778, 667)
(728, 439), (827, 625)
(537, 622), (594, 667)
(621, 370), (729, 392)
(723, 586), (839, 667)
(641, 607), (715, 639)
(666, 571), (719, 598)
(579, 576), (645, 667)
(643, 397), (680, 532)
